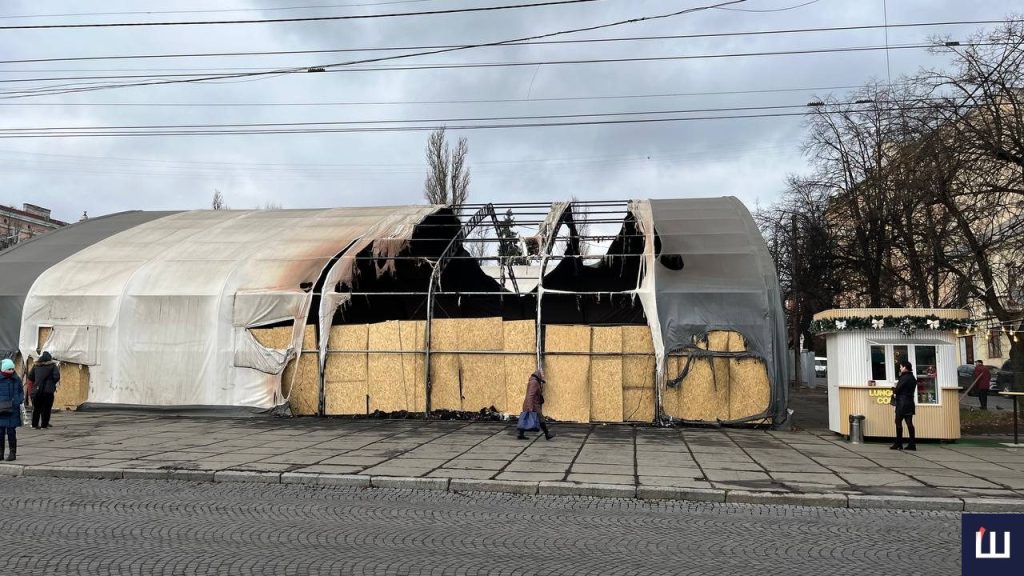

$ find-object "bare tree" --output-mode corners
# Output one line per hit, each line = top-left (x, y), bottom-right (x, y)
(569, 196), (591, 256)
(423, 127), (470, 206)
(211, 190), (226, 210)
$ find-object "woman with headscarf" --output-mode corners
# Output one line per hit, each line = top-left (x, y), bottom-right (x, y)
(26, 351), (60, 429)
(0, 358), (24, 461)
(892, 359), (917, 451)
(517, 369), (553, 440)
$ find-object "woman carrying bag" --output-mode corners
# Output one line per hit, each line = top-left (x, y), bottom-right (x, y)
(517, 369), (554, 441)
(0, 358), (24, 461)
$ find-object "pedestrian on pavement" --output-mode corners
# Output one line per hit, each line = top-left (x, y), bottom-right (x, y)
(517, 369), (553, 440)
(892, 360), (917, 451)
(0, 358), (24, 461)
(971, 360), (992, 410)
(26, 351), (60, 429)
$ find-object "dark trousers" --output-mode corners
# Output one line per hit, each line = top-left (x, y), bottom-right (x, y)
(32, 392), (54, 428)
(0, 427), (15, 456)
(978, 389), (989, 410)
(896, 415), (916, 446)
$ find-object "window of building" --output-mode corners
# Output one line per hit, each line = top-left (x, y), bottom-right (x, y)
(914, 346), (938, 404)
(866, 343), (941, 406)
(989, 330), (1003, 358)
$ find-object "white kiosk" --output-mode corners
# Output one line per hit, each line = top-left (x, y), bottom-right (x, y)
(812, 308), (969, 440)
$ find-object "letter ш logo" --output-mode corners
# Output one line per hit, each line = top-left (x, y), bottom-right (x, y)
(963, 514), (1022, 575)
(976, 527), (1011, 560)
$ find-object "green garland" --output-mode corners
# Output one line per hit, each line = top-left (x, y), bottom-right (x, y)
(810, 315), (974, 336)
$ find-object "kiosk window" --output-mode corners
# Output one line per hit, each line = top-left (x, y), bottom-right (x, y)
(870, 345), (887, 380)
(915, 346), (938, 405)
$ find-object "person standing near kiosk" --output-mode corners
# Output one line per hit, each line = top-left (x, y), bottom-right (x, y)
(892, 360), (918, 451)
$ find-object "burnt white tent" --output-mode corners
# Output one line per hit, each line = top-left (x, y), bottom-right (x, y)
(0, 199), (788, 426)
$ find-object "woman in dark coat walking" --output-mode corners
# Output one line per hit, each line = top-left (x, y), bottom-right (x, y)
(0, 358), (24, 461)
(892, 360), (917, 451)
(26, 351), (60, 429)
(517, 369), (553, 440)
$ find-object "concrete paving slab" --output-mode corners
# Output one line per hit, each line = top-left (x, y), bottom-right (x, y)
(570, 463), (634, 475)
(495, 472), (565, 482)
(703, 470), (772, 482)
(565, 473), (635, 485)
(638, 476), (713, 489)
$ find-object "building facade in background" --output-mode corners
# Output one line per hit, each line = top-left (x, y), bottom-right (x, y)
(1, 204), (67, 249)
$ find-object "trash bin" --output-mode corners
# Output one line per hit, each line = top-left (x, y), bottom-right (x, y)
(849, 414), (865, 444)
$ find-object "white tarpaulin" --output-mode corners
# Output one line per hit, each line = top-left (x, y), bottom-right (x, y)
(20, 207), (435, 409)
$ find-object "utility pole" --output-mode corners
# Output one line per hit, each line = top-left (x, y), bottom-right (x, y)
(791, 215), (802, 391)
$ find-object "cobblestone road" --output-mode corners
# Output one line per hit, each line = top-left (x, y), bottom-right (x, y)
(0, 477), (960, 575)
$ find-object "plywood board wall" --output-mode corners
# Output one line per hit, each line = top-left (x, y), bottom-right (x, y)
(325, 324), (369, 415)
(367, 321), (414, 413)
(53, 363), (89, 410)
(283, 325), (318, 415)
(542, 324), (591, 423)
(457, 318), (506, 413)
(503, 320), (536, 415)
(621, 325), (655, 422)
(428, 318), (462, 411)
(728, 358), (771, 420)
(399, 321), (427, 413)
(590, 326), (624, 422)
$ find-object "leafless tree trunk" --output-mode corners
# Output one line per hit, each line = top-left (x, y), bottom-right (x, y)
(423, 127), (470, 207)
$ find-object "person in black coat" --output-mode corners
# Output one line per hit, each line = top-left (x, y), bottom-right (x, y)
(892, 360), (917, 451)
(26, 351), (60, 429)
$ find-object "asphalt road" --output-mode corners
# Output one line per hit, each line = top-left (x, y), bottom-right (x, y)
(0, 477), (960, 575)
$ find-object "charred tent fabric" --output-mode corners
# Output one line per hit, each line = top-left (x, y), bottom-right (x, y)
(650, 198), (787, 425)
(18, 207), (436, 408)
(0, 211), (179, 359)
(6, 199), (786, 426)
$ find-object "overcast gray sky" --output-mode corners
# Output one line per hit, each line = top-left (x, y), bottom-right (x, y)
(0, 0), (1018, 223)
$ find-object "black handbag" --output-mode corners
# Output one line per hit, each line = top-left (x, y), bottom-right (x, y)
(0, 400), (12, 416)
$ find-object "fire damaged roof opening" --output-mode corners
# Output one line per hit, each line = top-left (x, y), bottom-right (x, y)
(1, 198), (786, 428)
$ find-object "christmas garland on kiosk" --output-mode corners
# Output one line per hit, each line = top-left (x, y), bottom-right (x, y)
(810, 315), (974, 337)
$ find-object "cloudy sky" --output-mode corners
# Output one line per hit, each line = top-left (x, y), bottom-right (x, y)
(0, 0), (1018, 223)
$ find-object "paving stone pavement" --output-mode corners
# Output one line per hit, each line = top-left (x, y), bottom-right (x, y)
(3, 412), (1024, 505)
(0, 476), (961, 575)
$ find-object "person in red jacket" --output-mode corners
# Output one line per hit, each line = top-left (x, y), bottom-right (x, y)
(972, 360), (992, 410)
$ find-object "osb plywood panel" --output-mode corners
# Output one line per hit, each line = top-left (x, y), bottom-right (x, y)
(325, 324), (369, 415)
(282, 325), (318, 415)
(400, 321), (427, 413)
(326, 324), (369, 381)
(621, 325), (655, 422)
(542, 325), (591, 423)
(590, 327), (623, 423)
(727, 331), (747, 352)
(53, 363), (89, 410)
(429, 318), (462, 411)
(728, 358), (770, 420)
(250, 326), (294, 350)
(503, 320), (536, 415)
(367, 321), (411, 413)
(457, 318), (505, 412)
(37, 327), (53, 354)
(665, 356), (719, 422)
(706, 331), (731, 352)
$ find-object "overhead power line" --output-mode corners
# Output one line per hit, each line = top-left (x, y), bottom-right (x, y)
(0, 0), (749, 99)
(0, 102), (971, 139)
(0, 0), (606, 30)
(0, 84), (869, 108)
(0, 42), (983, 87)
(0, 0), (442, 20)
(1, 19), (1013, 65)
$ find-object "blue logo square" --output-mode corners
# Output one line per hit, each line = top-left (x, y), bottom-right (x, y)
(963, 513), (1024, 575)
